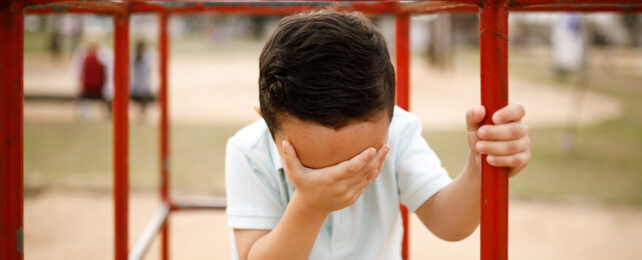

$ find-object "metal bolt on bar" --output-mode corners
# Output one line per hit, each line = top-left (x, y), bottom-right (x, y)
(3, 1), (642, 260)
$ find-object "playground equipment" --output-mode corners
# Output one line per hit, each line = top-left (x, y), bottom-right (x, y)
(1, 0), (641, 259)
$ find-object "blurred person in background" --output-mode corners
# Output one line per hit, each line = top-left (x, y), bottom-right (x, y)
(71, 33), (114, 120)
(552, 13), (586, 81)
(130, 39), (155, 120)
(48, 16), (62, 62)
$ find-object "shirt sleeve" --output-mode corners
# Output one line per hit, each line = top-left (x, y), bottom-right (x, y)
(395, 114), (452, 212)
(225, 139), (286, 230)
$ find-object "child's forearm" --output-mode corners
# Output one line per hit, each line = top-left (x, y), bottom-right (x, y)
(246, 192), (328, 260)
(416, 157), (481, 241)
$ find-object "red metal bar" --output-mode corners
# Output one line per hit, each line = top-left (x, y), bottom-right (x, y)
(395, 14), (410, 111)
(131, 1), (399, 15)
(395, 13), (410, 260)
(399, 1), (477, 14)
(508, 0), (642, 8)
(25, 6), (113, 15)
(24, 0), (124, 12)
(23, 1), (642, 15)
(25, 0), (123, 7)
(113, 9), (130, 260)
(511, 4), (642, 12)
(0, 1), (24, 259)
(479, 1), (509, 260)
(21, 0), (639, 8)
(159, 11), (171, 260)
(24, 1), (398, 15)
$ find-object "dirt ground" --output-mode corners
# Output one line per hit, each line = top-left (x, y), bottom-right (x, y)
(24, 189), (642, 259)
(22, 51), (640, 259)
(24, 51), (621, 130)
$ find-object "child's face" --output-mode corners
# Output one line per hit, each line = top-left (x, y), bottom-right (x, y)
(273, 112), (390, 169)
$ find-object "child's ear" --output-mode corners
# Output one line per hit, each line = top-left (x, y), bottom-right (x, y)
(253, 105), (263, 118)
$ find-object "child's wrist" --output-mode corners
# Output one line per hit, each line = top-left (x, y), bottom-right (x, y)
(291, 192), (331, 220)
(463, 153), (481, 180)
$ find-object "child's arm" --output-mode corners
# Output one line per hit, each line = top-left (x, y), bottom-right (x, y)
(415, 104), (530, 241)
(234, 141), (390, 260)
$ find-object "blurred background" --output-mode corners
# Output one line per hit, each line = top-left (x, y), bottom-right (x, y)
(22, 9), (642, 260)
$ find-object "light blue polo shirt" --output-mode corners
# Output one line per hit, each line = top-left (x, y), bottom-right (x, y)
(225, 106), (452, 259)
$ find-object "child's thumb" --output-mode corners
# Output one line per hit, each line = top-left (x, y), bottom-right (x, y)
(466, 105), (486, 132)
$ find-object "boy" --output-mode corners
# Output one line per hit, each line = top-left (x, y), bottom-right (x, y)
(225, 11), (530, 260)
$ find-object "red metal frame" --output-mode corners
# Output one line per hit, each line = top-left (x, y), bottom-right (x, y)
(395, 13), (411, 260)
(0, 1), (25, 259)
(158, 11), (170, 260)
(480, 1), (510, 259)
(3, 1), (641, 260)
(113, 8), (131, 260)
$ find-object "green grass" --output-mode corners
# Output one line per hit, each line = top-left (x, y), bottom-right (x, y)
(25, 121), (239, 196)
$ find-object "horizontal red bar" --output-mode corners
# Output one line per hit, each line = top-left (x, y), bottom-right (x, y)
(25, 6), (113, 15)
(24, 0), (125, 13)
(24, 1), (641, 15)
(511, 4), (642, 12)
(509, 0), (642, 8)
(398, 2), (477, 14)
(132, 1), (399, 15)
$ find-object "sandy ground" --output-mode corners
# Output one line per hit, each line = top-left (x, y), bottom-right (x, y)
(24, 51), (621, 130)
(25, 189), (642, 260)
(22, 51), (637, 259)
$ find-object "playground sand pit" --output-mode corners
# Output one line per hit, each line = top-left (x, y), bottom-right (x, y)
(24, 189), (642, 259)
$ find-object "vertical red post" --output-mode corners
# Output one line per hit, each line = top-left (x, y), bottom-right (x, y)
(395, 14), (410, 111)
(395, 14), (410, 260)
(159, 11), (171, 260)
(113, 9), (130, 260)
(0, 1), (24, 259)
(479, 1), (509, 259)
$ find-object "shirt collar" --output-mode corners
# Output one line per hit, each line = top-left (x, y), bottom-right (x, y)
(268, 134), (283, 172)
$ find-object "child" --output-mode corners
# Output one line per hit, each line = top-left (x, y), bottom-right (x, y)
(225, 11), (530, 260)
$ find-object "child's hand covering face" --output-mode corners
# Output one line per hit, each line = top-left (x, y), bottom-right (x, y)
(273, 112), (390, 169)
(466, 103), (531, 177)
(281, 140), (390, 214)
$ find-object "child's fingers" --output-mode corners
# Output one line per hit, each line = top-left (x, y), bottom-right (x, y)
(336, 147), (376, 178)
(476, 137), (530, 156)
(349, 145), (389, 185)
(368, 145), (390, 179)
(478, 122), (529, 141)
(281, 140), (304, 183)
(363, 145), (390, 174)
(486, 151), (531, 168)
(492, 103), (526, 124)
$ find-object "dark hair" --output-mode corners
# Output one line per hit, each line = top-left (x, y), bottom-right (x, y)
(259, 11), (395, 133)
